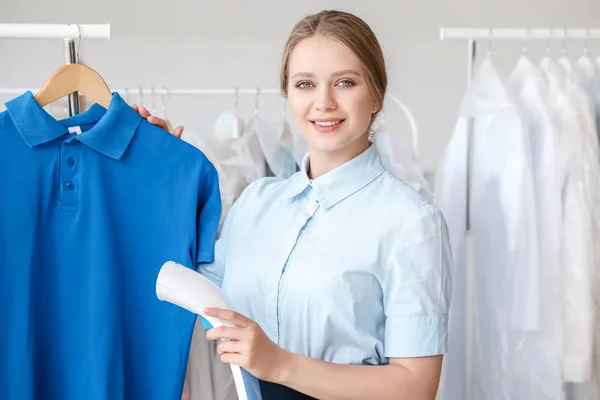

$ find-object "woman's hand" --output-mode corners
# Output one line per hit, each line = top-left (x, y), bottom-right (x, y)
(131, 104), (184, 138)
(204, 307), (292, 383)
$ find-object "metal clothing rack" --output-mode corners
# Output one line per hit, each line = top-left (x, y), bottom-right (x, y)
(438, 26), (600, 400)
(0, 23), (111, 116)
(439, 26), (600, 229)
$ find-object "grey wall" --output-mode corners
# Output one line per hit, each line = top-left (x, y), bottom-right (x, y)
(2, 0), (599, 171)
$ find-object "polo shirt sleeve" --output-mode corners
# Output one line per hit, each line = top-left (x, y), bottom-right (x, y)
(382, 205), (453, 358)
(195, 172), (255, 288)
(195, 162), (222, 266)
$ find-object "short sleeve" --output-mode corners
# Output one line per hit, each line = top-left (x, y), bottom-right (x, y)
(196, 177), (257, 289)
(195, 162), (222, 265)
(382, 205), (453, 358)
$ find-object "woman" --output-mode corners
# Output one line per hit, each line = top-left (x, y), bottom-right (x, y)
(135, 10), (453, 400)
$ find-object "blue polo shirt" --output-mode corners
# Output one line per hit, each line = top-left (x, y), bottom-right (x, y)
(0, 92), (221, 400)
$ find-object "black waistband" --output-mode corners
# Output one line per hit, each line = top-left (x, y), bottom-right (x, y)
(258, 380), (317, 400)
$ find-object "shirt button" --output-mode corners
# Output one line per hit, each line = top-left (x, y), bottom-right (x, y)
(67, 157), (74, 166)
(66, 182), (75, 190)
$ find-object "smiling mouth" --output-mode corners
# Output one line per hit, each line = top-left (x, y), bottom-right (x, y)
(312, 120), (345, 127)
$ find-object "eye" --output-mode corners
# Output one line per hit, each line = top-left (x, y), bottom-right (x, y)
(338, 79), (354, 87)
(296, 81), (313, 89)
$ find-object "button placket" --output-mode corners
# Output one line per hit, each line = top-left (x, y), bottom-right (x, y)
(266, 193), (320, 344)
(60, 140), (80, 209)
(265, 220), (305, 342)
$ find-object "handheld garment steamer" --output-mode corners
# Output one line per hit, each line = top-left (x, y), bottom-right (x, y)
(156, 261), (263, 400)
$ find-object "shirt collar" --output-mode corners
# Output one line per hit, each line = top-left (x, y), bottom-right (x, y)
(5, 91), (142, 160)
(282, 144), (385, 209)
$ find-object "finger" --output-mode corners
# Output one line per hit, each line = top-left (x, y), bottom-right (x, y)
(131, 104), (139, 112)
(148, 116), (169, 131)
(138, 106), (151, 119)
(204, 308), (251, 328)
(220, 353), (245, 366)
(206, 326), (245, 341)
(216, 339), (244, 355)
(173, 126), (184, 138)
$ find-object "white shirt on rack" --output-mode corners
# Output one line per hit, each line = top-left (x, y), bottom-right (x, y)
(508, 55), (564, 400)
(437, 55), (539, 400)
(434, 115), (468, 400)
(541, 56), (598, 385)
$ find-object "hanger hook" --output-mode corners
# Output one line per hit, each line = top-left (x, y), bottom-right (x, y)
(123, 87), (129, 104)
(254, 87), (260, 116)
(139, 87), (144, 108)
(487, 27), (493, 56)
(162, 87), (169, 120)
(234, 87), (239, 117)
(522, 28), (529, 55)
(74, 24), (82, 62)
(67, 23), (82, 62)
(584, 28), (590, 56)
(562, 28), (567, 55)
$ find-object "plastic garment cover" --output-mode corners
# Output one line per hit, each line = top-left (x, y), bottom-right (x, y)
(436, 56), (540, 400)
(254, 118), (298, 178)
(181, 130), (233, 229)
(571, 56), (600, 391)
(596, 56), (600, 141)
(227, 114), (267, 187)
(182, 111), (269, 229)
(586, 55), (600, 400)
(579, 55), (600, 142)
(544, 56), (600, 399)
(506, 56), (564, 400)
(370, 121), (433, 202)
(545, 57), (597, 384)
(434, 116), (468, 400)
(469, 56), (539, 399)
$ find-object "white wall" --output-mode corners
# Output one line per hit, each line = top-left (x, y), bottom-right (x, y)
(2, 0), (599, 171)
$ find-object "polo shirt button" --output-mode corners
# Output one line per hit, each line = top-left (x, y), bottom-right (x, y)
(66, 182), (75, 190)
(67, 157), (74, 166)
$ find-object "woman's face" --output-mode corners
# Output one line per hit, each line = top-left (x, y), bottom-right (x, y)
(286, 35), (377, 160)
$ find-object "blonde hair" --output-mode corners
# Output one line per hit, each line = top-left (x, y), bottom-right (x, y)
(280, 10), (387, 120)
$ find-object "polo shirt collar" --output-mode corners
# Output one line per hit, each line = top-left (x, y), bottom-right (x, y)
(283, 144), (385, 209)
(5, 91), (142, 160)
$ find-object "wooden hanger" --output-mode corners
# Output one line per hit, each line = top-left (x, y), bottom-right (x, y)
(34, 63), (113, 109)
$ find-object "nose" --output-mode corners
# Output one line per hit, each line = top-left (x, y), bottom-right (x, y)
(315, 87), (337, 112)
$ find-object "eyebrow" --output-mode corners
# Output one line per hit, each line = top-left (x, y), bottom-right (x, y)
(290, 69), (362, 80)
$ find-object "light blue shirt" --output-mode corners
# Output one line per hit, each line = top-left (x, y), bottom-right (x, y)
(199, 144), (453, 365)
